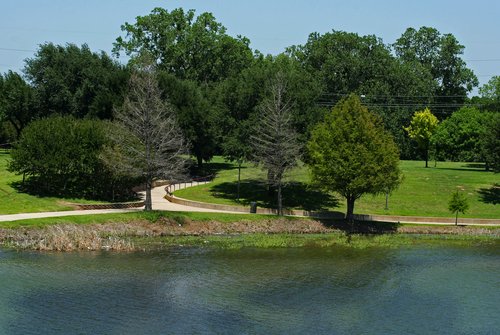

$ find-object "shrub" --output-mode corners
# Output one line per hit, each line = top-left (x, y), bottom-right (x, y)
(9, 115), (135, 200)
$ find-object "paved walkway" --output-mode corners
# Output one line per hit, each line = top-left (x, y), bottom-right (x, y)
(0, 181), (498, 225)
(0, 182), (243, 222)
(147, 182), (243, 214)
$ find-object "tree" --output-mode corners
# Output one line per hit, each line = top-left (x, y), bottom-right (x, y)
(482, 113), (500, 172)
(393, 27), (478, 117)
(24, 43), (128, 120)
(221, 121), (253, 202)
(157, 73), (217, 167)
(8, 115), (128, 199)
(307, 95), (401, 221)
(431, 107), (492, 165)
(288, 30), (436, 159)
(404, 108), (439, 167)
(105, 61), (188, 211)
(251, 73), (301, 216)
(448, 191), (469, 225)
(479, 76), (500, 111)
(113, 7), (252, 84)
(114, 8), (252, 166)
(214, 53), (323, 199)
(289, 30), (395, 95)
(0, 71), (35, 138)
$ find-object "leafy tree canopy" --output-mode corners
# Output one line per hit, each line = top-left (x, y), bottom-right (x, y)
(393, 26), (478, 116)
(482, 113), (500, 172)
(287, 30), (436, 159)
(307, 95), (401, 221)
(479, 76), (500, 111)
(113, 7), (253, 84)
(157, 72), (217, 167)
(404, 108), (439, 167)
(8, 115), (132, 200)
(448, 190), (469, 225)
(0, 71), (34, 138)
(24, 43), (128, 119)
(431, 107), (492, 163)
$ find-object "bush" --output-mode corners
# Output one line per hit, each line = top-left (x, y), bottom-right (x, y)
(431, 107), (493, 163)
(9, 115), (135, 200)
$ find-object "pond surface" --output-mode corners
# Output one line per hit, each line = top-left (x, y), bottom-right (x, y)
(0, 244), (498, 334)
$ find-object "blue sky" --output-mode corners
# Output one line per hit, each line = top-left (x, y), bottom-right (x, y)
(1, 0), (499, 94)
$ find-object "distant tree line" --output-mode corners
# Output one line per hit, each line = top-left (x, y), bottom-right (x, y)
(1, 7), (499, 201)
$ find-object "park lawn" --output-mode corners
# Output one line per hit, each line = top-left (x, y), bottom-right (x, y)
(0, 210), (276, 229)
(175, 157), (500, 219)
(0, 150), (108, 214)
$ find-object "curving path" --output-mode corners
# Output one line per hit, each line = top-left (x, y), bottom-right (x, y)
(0, 181), (498, 226)
(0, 182), (244, 222)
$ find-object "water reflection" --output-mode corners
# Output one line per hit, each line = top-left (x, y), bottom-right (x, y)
(0, 245), (498, 334)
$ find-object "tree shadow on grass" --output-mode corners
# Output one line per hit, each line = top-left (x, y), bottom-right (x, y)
(188, 160), (238, 178)
(10, 179), (140, 203)
(210, 179), (339, 211)
(477, 183), (500, 205)
(436, 166), (488, 173)
(463, 163), (487, 170)
(319, 219), (400, 234)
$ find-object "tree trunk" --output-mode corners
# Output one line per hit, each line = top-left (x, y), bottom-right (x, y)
(9, 117), (22, 138)
(237, 161), (241, 202)
(346, 196), (355, 222)
(197, 155), (203, 168)
(425, 148), (429, 168)
(267, 170), (274, 196)
(385, 191), (389, 210)
(455, 211), (458, 226)
(277, 181), (283, 216)
(144, 179), (153, 211)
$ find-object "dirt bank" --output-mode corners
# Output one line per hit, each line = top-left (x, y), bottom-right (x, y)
(0, 218), (497, 251)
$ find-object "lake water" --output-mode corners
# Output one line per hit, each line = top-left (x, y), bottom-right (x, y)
(0, 244), (498, 334)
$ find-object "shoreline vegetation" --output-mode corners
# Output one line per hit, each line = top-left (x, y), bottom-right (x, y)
(0, 212), (498, 252)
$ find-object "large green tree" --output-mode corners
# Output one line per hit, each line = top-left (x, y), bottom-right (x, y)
(215, 53), (323, 157)
(0, 71), (34, 138)
(114, 7), (253, 166)
(393, 27), (478, 117)
(24, 43), (128, 119)
(479, 76), (500, 111)
(482, 113), (500, 172)
(288, 30), (436, 159)
(113, 7), (253, 84)
(307, 95), (401, 221)
(8, 115), (130, 199)
(289, 31), (395, 96)
(431, 107), (492, 164)
(157, 72), (217, 167)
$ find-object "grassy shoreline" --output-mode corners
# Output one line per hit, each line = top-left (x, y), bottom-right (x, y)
(0, 212), (498, 252)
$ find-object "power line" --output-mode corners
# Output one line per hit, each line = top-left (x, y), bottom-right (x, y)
(0, 47), (35, 53)
(319, 93), (471, 98)
(464, 59), (500, 62)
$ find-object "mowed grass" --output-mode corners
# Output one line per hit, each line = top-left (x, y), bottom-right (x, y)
(0, 210), (275, 229)
(175, 157), (500, 219)
(0, 150), (107, 214)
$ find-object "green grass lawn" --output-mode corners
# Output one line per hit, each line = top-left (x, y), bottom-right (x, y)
(0, 210), (276, 229)
(175, 157), (500, 219)
(0, 150), (107, 214)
